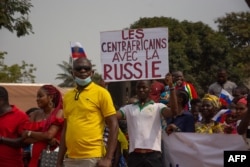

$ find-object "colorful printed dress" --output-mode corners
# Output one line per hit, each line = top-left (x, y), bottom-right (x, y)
(195, 121), (224, 134)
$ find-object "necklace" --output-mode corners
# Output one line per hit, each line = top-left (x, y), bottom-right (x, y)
(43, 112), (49, 120)
(42, 107), (54, 120)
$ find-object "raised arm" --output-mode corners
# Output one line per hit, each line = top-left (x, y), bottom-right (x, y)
(162, 73), (178, 118)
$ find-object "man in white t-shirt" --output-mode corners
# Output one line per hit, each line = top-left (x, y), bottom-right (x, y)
(116, 74), (178, 167)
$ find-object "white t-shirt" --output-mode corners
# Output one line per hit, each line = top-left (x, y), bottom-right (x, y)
(119, 101), (167, 153)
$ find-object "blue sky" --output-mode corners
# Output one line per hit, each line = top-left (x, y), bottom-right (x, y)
(0, 0), (249, 84)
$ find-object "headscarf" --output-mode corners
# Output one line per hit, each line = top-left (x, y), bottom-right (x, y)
(237, 97), (247, 105)
(202, 94), (221, 109)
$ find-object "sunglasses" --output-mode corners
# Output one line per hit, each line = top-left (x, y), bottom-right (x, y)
(74, 66), (92, 72)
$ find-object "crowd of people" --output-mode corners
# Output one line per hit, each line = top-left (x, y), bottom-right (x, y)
(0, 57), (250, 167)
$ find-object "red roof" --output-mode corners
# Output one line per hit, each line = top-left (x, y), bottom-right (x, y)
(1, 83), (70, 112)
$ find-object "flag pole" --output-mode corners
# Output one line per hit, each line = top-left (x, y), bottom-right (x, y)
(69, 41), (73, 67)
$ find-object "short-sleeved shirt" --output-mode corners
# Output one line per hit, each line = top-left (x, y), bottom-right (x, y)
(119, 101), (167, 153)
(166, 111), (195, 132)
(0, 105), (28, 167)
(208, 81), (237, 97)
(63, 82), (116, 158)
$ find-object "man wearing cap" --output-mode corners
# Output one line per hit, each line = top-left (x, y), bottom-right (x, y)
(116, 74), (178, 167)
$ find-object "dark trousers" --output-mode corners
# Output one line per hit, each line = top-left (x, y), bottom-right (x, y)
(128, 151), (163, 167)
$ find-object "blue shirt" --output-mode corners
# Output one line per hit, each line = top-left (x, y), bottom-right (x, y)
(166, 111), (195, 132)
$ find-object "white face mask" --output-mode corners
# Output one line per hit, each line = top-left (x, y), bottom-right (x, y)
(74, 76), (92, 86)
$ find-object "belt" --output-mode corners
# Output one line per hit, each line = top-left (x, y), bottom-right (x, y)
(133, 149), (155, 153)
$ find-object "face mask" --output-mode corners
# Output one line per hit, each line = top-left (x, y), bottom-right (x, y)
(74, 76), (92, 86)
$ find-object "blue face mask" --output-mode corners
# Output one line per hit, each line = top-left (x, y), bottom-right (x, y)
(74, 76), (92, 86)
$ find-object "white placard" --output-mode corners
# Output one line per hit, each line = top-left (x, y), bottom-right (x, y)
(100, 27), (168, 82)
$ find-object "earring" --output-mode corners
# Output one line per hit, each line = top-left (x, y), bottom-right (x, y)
(49, 100), (55, 108)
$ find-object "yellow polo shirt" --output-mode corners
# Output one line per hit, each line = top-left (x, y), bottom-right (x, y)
(63, 82), (116, 158)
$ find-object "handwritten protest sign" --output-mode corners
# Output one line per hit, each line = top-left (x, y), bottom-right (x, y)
(100, 28), (168, 82)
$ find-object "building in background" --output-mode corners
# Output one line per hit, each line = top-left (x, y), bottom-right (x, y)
(1, 83), (69, 112)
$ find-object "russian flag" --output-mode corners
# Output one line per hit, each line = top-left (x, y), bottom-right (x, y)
(212, 109), (231, 122)
(71, 42), (87, 59)
(219, 88), (233, 106)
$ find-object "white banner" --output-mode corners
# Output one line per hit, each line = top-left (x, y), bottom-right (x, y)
(100, 27), (168, 82)
(162, 132), (248, 167)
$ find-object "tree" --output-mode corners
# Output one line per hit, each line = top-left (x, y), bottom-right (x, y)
(0, 1), (35, 83)
(246, 0), (250, 8)
(216, 12), (250, 48)
(56, 60), (75, 87)
(130, 17), (231, 96)
(91, 72), (102, 85)
(0, 0), (33, 37)
(56, 57), (100, 87)
(215, 12), (250, 84)
(0, 52), (36, 83)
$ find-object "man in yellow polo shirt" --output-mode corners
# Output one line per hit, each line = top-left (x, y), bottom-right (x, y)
(56, 57), (118, 167)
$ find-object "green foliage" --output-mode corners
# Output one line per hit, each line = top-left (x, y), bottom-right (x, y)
(0, 0), (33, 37)
(215, 12), (250, 83)
(246, 0), (250, 7)
(216, 12), (250, 48)
(0, 52), (36, 83)
(56, 58), (100, 87)
(56, 60), (75, 87)
(0, 1), (35, 83)
(91, 72), (102, 85)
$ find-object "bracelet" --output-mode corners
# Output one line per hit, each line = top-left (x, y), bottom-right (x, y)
(27, 131), (32, 137)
